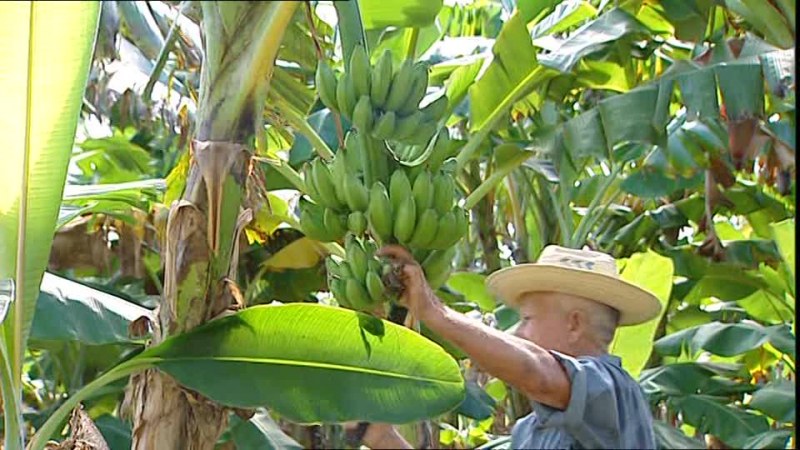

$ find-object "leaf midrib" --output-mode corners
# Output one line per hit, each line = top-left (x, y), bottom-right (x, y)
(142, 355), (463, 385)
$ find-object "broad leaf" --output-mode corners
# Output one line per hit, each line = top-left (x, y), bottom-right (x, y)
(723, 0), (794, 49)
(609, 250), (674, 379)
(535, 8), (650, 72)
(654, 322), (796, 358)
(138, 304), (465, 423)
(714, 61), (765, 120)
(290, 109), (347, 166)
(770, 218), (795, 281)
(446, 272), (496, 312)
(456, 380), (496, 420)
(652, 420), (706, 450)
(30, 272), (152, 346)
(741, 430), (793, 449)
(444, 60), (484, 118)
(94, 414), (133, 450)
(468, 12), (557, 132)
(639, 362), (748, 398)
(748, 380), (795, 422)
(670, 394), (770, 448)
(360, 0), (444, 29)
(0, 0), (100, 402)
(229, 409), (303, 450)
(529, 0), (598, 38)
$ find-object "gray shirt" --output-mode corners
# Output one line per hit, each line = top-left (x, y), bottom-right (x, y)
(510, 351), (656, 449)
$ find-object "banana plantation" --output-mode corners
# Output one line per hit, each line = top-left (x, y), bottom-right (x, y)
(0, 0), (795, 449)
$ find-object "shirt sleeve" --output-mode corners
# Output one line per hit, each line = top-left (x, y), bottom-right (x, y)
(530, 350), (623, 448)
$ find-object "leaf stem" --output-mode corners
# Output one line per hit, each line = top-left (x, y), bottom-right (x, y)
(463, 152), (531, 210)
(570, 164), (623, 247)
(405, 27), (420, 60)
(0, 332), (23, 450)
(253, 156), (306, 192)
(456, 65), (552, 171)
(28, 360), (148, 450)
(333, 0), (368, 65)
(143, 1), (189, 102)
(273, 99), (335, 161)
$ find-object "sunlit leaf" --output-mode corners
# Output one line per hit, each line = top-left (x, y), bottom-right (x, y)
(610, 250), (673, 378)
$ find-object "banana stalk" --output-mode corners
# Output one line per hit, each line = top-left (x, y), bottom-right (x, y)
(123, 3), (299, 449)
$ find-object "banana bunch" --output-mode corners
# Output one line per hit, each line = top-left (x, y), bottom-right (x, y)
(390, 127), (460, 169)
(327, 235), (389, 313)
(366, 167), (468, 250)
(419, 246), (458, 290)
(315, 46), (448, 147)
(302, 132), (375, 238)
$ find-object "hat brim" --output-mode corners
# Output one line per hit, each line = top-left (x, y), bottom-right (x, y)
(486, 264), (662, 326)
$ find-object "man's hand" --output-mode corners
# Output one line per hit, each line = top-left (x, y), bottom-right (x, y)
(376, 245), (440, 319)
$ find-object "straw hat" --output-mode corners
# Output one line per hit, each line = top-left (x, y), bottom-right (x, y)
(485, 245), (662, 326)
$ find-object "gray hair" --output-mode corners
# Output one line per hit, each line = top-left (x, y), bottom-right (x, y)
(559, 295), (620, 350)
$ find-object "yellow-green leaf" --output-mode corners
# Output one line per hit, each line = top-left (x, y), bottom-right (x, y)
(610, 250), (674, 379)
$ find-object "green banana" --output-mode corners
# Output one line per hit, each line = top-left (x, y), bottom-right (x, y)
(425, 129), (453, 172)
(384, 59), (414, 112)
(300, 202), (338, 242)
(392, 111), (422, 142)
(367, 257), (381, 274)
(344, 132), (363, 174)
(313, 159), (344, 210)
(323, 207), (347, 239)
(393, 195), (417, 244)
(428, 210), (456, 249)
(315, 62), (339, 112)
(365, 270), (386, 304)
(363, 238), (378, 258)
(367, 181), (393, 244)
(330, 153), (349, 207)
(336, 72), (358, 120)
(408, 209), (439, 248)
(370, 49), (393, 108)
(348, 237), (369, 283)
(421, 247), (455, 289)
(325, 257), (342, 279)
(389, 170), (412, 212)
(302, 163), (322, 204)
(440, 157), (458, 174)
(346, 277), (373, 311)
(349, 45), (371, 98)
(420, 94), (448, 122)
(344, 176), (370, 212)
(372, 111), (396, 140)
(330, 278), (349, 308)
(399, 63), (429, 116)
(411, 170), (434, 210)
(347, 211), (368, 236)
(339, 260), (354, 280)
(407, 122), (437, 146)
(432, 174), (455, 214)
(448, 207), (469, 247)
(352, 95), (374, 132)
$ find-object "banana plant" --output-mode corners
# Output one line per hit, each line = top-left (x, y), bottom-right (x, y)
(0, 2), (100, 448)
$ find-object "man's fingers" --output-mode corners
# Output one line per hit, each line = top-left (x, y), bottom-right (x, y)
(376, 244), (415, 264)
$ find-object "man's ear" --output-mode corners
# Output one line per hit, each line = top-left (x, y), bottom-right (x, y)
(566, 309), (584, 343)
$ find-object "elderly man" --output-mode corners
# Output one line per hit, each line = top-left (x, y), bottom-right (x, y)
(351, 244), (662, 449)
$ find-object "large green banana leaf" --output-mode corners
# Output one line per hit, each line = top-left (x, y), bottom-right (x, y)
(0, 2), (99, 447)
(31, 303), (466, 450)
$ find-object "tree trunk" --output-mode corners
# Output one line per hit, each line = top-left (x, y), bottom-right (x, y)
(121, 3), (299, 448)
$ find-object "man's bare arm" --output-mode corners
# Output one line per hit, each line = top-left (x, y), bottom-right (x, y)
(420, 297), (571, 409)
(377, 245), (571, 410)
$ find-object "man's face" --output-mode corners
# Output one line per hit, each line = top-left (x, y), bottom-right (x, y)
(512, 291), (572, 351)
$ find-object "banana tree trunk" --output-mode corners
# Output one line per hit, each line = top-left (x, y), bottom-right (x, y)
(121, 3), (299, 448)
